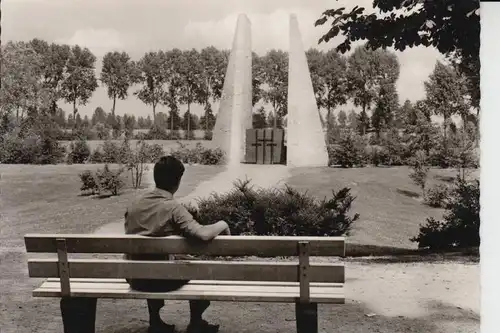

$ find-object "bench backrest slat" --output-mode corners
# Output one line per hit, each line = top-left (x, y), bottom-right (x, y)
(27, 259), (345, 283)
(24, 234), (345, 257)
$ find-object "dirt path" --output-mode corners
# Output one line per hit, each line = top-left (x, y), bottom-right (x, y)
(95, 164), (290, 234)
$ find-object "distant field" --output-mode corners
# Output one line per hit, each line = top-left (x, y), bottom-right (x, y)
(62, 128), (208, 139)
(59, 139), (216, 152)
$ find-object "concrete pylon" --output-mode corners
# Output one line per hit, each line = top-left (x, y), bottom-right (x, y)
(212, 14), (253, 166)
(286, 14), (329, 167)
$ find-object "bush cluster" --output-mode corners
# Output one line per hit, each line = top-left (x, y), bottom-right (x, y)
(424, 184), (450, 208)
(0, 133), (66, 164)
(411, 177), (480, 250)
(368, 146), (390, 167)
(88, 139), (131, 164)
(185, 179), (359, 237)
(79, 164), (125, 196)
(170, 142), (225, 165)
(125, 140), (165, 189)
(328, 130), (368, 168)
(67, 139), (91, 164)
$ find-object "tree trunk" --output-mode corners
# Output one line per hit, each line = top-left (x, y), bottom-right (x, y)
(170, 109), (174, 132)
(187, 103), (191, 140)
(73, 100), (77, 130)
(273, 101), (278, 129)
(326, 108), (331, 132)
(51, 100), (57, 115)
(112, 96), (117, 117)
(152, 104), (156, 125)
(205, 100), (210, 133)
(443, 115), (448, 150)
(362, 103), (366, 136)
(462, 113), (468, 133)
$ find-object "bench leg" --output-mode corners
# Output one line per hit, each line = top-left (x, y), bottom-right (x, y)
(295, 302), (318, 333)
(60, 297), (97, 333)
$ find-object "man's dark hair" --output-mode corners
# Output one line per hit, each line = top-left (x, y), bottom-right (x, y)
(154, 156), (185, 191)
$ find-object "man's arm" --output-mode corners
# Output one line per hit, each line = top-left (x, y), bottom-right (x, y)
(172, 204), (230, 241)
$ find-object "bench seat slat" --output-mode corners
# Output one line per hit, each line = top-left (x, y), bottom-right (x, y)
(39, 282), (344, 291)
(29, 259), (345, 283)
(33, 280), (345, 304)
(24, 234), (345, 257)
(45, 278), (340, 288)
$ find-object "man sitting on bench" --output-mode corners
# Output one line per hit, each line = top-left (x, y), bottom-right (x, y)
(124, 155), (231, 333)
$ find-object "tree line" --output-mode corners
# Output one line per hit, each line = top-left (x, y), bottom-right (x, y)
(1, 36), (477, 144)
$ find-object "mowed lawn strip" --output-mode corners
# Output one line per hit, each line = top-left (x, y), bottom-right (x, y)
(59, 139), (217, 153)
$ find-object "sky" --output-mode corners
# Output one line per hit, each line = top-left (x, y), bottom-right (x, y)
(2, 0), (444, 119)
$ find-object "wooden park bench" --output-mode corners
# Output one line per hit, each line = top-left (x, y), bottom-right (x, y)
(24, 234), (346, 333)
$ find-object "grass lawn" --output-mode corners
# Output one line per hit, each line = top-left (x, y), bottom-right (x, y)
(287, 166), (479, 252)
(0, 164), (479, 333)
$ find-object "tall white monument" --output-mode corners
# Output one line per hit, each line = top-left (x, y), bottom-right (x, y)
(286, 14), (329, 167)
(211, 14), (253, 166)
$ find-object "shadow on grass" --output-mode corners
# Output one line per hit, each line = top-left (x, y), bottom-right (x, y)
(434, 175), (456, 183)
(396, 188), (421, 198)
(102, 299), (479, 333)
(78, 192), (124, 200)
(95, 193), (116, 200)
(346, 243), (479, 264)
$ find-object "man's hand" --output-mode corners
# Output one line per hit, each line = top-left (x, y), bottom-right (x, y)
(220, 226), (231, 236)
(219, 221), (231, 235)
(196, 220), (231, 241)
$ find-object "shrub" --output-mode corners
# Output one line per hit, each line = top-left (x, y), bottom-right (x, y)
(168, 130), (182, 140)
(203, 130), (213, 140)
(93, 123), (110, 140)
(368, 146), (390, 166)
(112, 128), (123, 140)
(0, 132), (65, 164)
(381, 129), (409, 166)
(54, 129), (77, 141)
(186, 179), (359, 237)
(124, 140), (165, 189)
(146, 126), (170, 140)
(89, 148), (105, 163)
(67, 138), (91, 164)
(95, 164), (125, 196)
(148, 143), (165, 163)
(100, 139), (131, 164)
(411, 177), (480, 250)
(408, 150), (429, 195)
(79, 170), (100, 195)
(79, 165), (125, 196)
(36, 134), (66, 165)
(329, 130), (368, 168)
(134, 132), (148, 140)
(74, 127), (98, 141)
(170, 142), (225, 165)
(424, 184), (450, 208)
(200, 147), (225, 165)
(184, 129), (195, 140)
(429, 142), (455, 168)
(0, 134), (39, 163)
